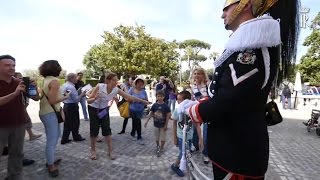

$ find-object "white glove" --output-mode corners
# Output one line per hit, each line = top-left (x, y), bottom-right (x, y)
(177, 100), (198, 115)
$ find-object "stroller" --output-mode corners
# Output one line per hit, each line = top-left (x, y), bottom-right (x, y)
(179, 113), (233, 180)
(303, 109), (320, 136)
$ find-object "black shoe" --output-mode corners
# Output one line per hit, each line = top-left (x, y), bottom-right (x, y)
(23, 159), (35, 166)
(118, 131), (125, 134)
(2, 146), (8, 156)
(302, 121), (308, 126)
(61, 139), (72, 145)
(171, 163), (184, 177)
(74, 136), (85, 142)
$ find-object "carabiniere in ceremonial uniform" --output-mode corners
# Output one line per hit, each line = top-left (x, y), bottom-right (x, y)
(187, 0), (300, 179)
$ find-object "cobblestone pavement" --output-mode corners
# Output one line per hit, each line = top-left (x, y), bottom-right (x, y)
(1, 101), (319, 180)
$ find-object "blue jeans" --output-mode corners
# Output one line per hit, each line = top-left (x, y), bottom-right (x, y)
(178, 138), (192, 160)
(168, 99), (176, 112)
(80, 97), (88, 119)
(281, 95), (291, 109)
(40, 112), (61, 165)
(202, 123), (208, 157)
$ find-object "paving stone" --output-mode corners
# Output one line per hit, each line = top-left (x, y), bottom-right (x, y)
(1, 100), (319, 179)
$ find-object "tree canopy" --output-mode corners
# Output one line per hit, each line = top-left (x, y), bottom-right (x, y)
(83, 25), (179, 77)
(179, 39), (211, 69)
(298, 12), (320, 85)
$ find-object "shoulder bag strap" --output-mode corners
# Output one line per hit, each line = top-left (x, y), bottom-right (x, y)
(271, 45), (281, 101)
(42, 90), (59, 113)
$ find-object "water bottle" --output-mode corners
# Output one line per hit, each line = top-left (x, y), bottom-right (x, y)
(28, 84), (37, 97)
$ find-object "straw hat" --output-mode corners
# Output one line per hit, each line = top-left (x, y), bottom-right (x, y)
(133, 76), (146, 87)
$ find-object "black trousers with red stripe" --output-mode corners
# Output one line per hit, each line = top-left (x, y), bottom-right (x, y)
(212, 163), (265, 180)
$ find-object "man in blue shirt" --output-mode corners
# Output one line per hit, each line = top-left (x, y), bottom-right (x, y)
(61, 73), (86, 144)
(75, 72), (89, 121)
(155, 76), (174, 104)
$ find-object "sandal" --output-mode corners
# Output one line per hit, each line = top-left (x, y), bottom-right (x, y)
(30, 134), (42, 141)
(108, 152), (116, 160)
(48, 168), (59, 177)
(90, 150), (97, 160)
(45, 158), (62, 167)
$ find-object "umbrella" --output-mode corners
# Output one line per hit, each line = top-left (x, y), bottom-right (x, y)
(293, 72), (302, 109)
(294, 72), (302, 91)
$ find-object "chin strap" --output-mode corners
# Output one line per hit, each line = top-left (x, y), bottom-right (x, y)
(227, 0), (250, 26)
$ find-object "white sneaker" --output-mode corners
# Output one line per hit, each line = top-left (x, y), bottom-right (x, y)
(203, 156), (209, 164)
(156, 146), (161, 157)
(137, 139), (144, 145)
(191, 145), (196, 152)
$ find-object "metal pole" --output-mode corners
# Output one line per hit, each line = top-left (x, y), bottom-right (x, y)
(294, 91), (298, 109)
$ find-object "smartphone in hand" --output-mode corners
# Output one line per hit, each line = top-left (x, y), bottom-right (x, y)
(22, 77), (36, 97)
(22, 77), (30, 91)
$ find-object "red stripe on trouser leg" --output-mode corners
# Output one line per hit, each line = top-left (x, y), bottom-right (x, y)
(212, 161), (265, 179)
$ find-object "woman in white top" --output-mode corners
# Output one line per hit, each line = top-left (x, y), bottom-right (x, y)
(87, 72), (149, 160)
(190, 67), (210, 164)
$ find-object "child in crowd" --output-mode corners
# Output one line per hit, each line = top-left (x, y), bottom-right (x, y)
(170, 90), (203, 177)
(144, 90), (171, 157)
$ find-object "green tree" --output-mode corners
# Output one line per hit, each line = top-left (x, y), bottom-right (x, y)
(182, 69), (191, 82)
(298, 12), (320, 85)
(83, 25), (179, 77)
(206, 68), (214, 77)
(22, 69), (40, 80)
(179, 39), (211, 71)
(209, 52), (219, 61)
(59, 70), (67, 79)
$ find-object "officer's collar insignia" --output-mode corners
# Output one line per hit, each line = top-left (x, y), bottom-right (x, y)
(236, 50), (256, 65)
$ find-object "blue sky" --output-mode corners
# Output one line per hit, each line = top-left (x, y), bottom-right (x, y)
(0, 0), (319, 73)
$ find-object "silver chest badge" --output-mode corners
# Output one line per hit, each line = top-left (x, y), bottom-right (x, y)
(236, 50), (256, 65)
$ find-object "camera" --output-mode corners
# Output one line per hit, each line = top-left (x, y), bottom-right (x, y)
(22, 77), (37, 97)
(163, 77), (170, 85)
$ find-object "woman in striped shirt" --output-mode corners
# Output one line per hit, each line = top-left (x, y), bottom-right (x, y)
(190, 67), (210, 164)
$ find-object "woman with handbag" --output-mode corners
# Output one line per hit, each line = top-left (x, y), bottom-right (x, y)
(87, 72), (149, 160)
(118, 76), (134, 134)
(39, 60), (70, 177)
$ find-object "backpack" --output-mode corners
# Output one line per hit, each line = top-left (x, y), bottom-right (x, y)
(282, 84), (291, 96)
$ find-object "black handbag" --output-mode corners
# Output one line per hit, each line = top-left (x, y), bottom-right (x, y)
(266, 100), (282, 126)
(265, 63), (282, 126)
(43, 91), (64, 123)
